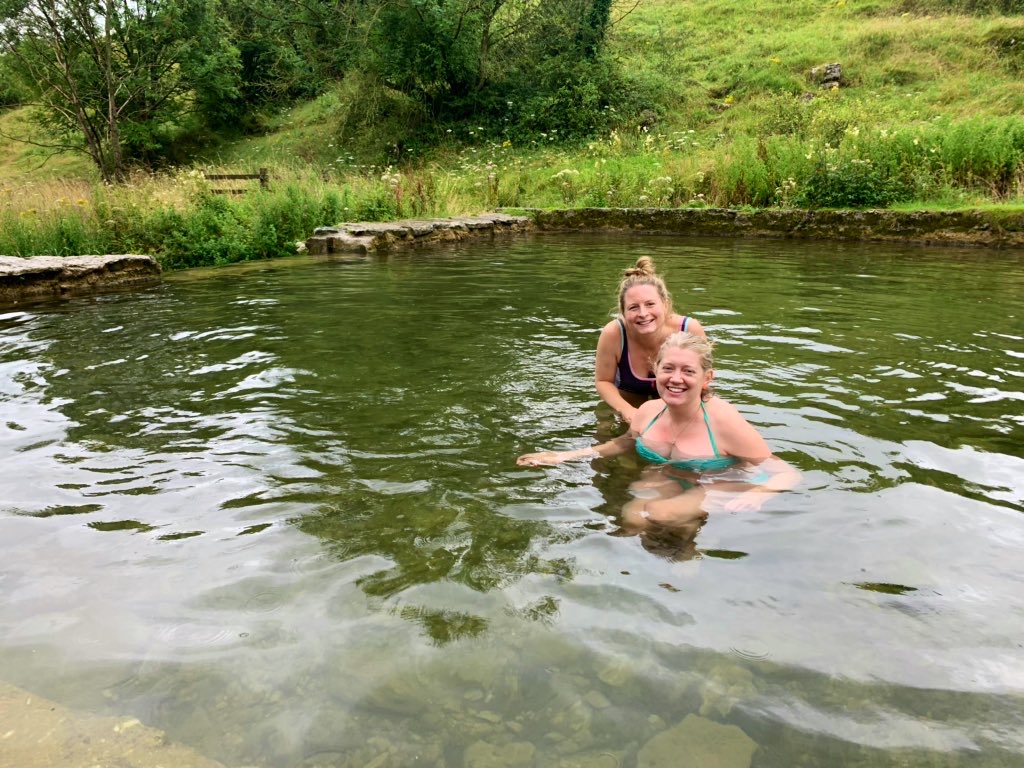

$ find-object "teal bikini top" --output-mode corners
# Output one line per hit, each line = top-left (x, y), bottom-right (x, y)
(635, 402), (740, 473)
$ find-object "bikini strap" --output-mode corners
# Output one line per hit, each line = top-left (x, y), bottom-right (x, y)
(640, 406), (667, 436)
(700, 401), (721, 457)
(616, 317), (626, 354)
(681, 316), (689, 332)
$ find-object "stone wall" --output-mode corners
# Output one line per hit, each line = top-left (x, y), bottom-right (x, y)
(305, 213), (532, 255)
(0, 255), (162, 308)
(528, 207), (1024, 248)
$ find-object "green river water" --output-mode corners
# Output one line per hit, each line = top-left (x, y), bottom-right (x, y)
(1, 233), (1022, 767)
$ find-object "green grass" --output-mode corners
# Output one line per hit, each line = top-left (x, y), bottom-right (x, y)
(2, 0), (1023, 266)
(0, 108), (94, 182)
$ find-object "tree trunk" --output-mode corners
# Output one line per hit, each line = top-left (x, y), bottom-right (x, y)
(104, 0), (125, 181)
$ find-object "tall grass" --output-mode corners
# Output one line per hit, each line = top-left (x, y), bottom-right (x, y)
(4, 109), (1024, 269)
(1, 171), (349, 268)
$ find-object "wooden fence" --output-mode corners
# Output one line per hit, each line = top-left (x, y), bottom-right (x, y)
(203, 168), (269, 195)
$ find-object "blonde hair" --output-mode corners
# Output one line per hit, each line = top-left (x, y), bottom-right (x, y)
(616, 256), (673, 317)
(657, 331), (715, 374)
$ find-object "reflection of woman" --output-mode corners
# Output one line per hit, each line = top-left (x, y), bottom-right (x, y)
(595, 257), (705, 427)
(520, 333), (800, 530)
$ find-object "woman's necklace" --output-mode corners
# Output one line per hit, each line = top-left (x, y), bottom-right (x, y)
(666, 404), (702, 444)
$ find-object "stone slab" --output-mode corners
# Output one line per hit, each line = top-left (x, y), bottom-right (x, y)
(305, 214), (532, 256)
(0, 255), (161, 308)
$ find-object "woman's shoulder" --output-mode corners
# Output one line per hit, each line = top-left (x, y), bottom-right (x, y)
(704, 396), (770, 457)
(597, 318), (624, 344)
(637, 398), (664, 416)
(632, 399), (664, 429)
(670, 313), (706, 336)
(667, 313), (699, 332)
(704, 395), (744, 423)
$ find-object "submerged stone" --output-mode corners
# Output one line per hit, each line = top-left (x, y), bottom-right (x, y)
(464, 738), (536, 768)
(549, 750), (621, 768)
(636, 714), (757, 768)
(699, 662), (758, 718)
(595, 657), (634, 688)
(584, 689), (612, 710)
(0, 680), (225, 767)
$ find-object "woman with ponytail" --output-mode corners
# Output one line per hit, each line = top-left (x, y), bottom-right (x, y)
(595, 257), (705, 425)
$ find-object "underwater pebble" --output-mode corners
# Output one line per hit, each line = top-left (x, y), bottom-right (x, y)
(595, 659), (632, 687)
(552, 751), (621, 768)
(464, 739), (536, 768)
(112, 718), (141, 733)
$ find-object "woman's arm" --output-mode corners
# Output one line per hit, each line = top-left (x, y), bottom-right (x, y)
(595, 321), (639, 424)
(517, 432), (636, 467)
(708, 398), (801, 511)
(517, 399), (662, 467)
(711, 398), (772, 461)
(722, 457), (801, 512)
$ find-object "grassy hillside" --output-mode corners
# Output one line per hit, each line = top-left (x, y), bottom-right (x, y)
(210, 0), (1024, 174)
(2, 0), (1023, 263)
(616, 0), (1024, 122)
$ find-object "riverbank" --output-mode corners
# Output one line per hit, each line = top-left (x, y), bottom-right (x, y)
(4, 206), (1022, 306)
(304, 207), (1024, 257)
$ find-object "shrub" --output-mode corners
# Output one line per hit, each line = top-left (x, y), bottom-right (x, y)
(707, 138), (776, 207)
(758, 94), (814, 138)
(932, 117), (1024, 195)
(795, 156), (909, 208)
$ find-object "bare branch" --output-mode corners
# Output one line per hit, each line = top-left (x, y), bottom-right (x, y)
(610, 0), (642, 27)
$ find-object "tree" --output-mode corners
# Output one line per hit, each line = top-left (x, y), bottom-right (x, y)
(363, 0), (628, 138)
(218, 0), (364, 111)
(0, 0), (241, 181)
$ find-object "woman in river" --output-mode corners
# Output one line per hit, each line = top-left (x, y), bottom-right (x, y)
(520, 332), (800, 529)
(595, 257), (705, 427)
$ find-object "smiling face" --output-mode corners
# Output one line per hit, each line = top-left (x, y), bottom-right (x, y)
(621, 285), (666, 336)
(655, 335), (715, 404)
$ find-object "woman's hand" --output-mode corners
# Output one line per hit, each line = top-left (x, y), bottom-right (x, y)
(517, 451), (566, 467)
(722, 488), (772, 513)
(517, 437), (631, 468)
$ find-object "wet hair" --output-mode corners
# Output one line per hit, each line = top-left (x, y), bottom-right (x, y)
(616, 257), (674, 317)
(657, 331), (715, 374)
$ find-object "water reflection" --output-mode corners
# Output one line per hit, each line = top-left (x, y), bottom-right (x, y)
(0, 236), (1022, 767)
